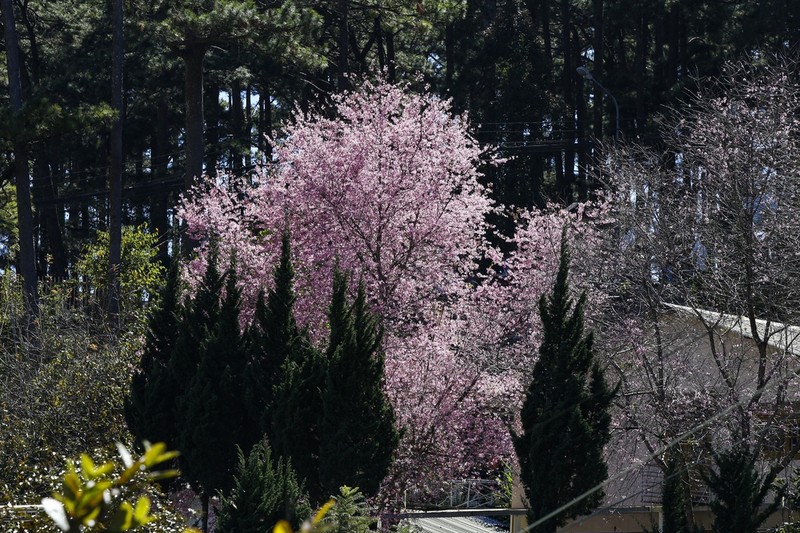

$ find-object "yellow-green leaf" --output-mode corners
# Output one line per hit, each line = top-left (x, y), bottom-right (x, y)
(108, 502), (134, 531)
(313, 499), (335, 525)
(148, 469), (180, 482)
(133, 496), (154, 524)
(273, 520), (293, 533)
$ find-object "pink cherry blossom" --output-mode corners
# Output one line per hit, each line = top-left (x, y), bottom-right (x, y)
(179, 78), (602, 497)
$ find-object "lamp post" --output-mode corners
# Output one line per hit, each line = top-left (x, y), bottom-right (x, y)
(577, 66), (619, 140)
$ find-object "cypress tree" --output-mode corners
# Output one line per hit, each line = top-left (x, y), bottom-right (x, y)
(125, 260), (183, 448)
(513, 231), (616, 533)
(319, 271), (399, 499)
(660, 452), (703, 533)
(704, 445), (783, 533)
(216, 439), (311, 533)
(176, 255), (248, 531)
(169, 242), (224, 383)
(244, 230), (301, 450)
(270, 339), (327, 505)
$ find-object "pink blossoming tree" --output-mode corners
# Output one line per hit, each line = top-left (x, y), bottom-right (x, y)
(179, 78), (600, 498)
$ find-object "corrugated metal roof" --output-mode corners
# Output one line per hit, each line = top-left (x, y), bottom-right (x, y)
(408, 516), (506, 533)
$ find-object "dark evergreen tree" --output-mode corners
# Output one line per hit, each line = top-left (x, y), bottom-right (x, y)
(168, 243), (224, 382)
(319, 270), (399, 499)
(244, 230), (301, 450)
(216, 439), (311, 533)
(703, 445), (783, 533)
(513, 231), (616, 533)
(646, 452), (703, 533)
(176, 255), (248, 532)
(270, 337), (327, 505)
(124, 260), (183, 447)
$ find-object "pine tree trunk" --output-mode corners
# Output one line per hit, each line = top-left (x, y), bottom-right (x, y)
(337, 0), (349, 90)
(558, 0), (575, 202)
(231, 62), (243, 174)
(201, 491), (209, 533)
(108, 0), (124, 323)
(2, 0), (38, 318)
(183, 45), (206, 188)
(592, 0), (604, 139)
(32, 155), (67, 279)
(261, 81), (273, 162)
(386, 31), (396, 83)
(635, 9), (647, 131)
(205, 80), (220, 173)
(151, 100), (170, 266)
(445, 21), (455, 91)
(375, 16), (385, 71)
(244, 85), (252, 173)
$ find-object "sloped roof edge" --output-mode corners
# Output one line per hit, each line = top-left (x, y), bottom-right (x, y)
(663, 303), (800, 356)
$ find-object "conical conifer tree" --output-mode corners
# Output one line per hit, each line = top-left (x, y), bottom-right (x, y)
(169, 242), (224, 382)
(216, 439), (311, 533)
(177, 255), (249, 531)
(244, 230), (301, 450)
(704, 445), (783, 533)
(513, 231), (616, 533)
(125, 260), (183, 448)
(270, 339), (327, 504)
(660, 451), (703, 533)
(319, 270), (399, 499)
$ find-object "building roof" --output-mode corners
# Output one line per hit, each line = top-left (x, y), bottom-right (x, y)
(407, 516), (506, 533)
(664, 303), (800, 356)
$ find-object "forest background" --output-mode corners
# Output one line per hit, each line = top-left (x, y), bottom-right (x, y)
(2, 0), (800, 531)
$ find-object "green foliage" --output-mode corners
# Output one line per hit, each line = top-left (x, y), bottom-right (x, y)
(661, 452), (704, 533)
(245, 230), (302, 451)
(177, 255), (249, 496)
(642, 452), (704, 533)
(495, 461), (513, 510)
(512, 231), (616, 533)
(0, 277), (136, 501)
(125, 261), (183, 455)
(774, 525), (800, 533)
(270, 339), (328, 504)
(0, 273), (195, 531)
(216, 439), (311, 533)
(41, 442), (183, 532)
(319, 270), (399, 499)
(703, 445), (783, 533)
(0, 182), (17, 272)
(272, 498), (336, 533)
(156, 0), (260, 49)
(320, 486), (373, 533)
(75, 224), (165, 318)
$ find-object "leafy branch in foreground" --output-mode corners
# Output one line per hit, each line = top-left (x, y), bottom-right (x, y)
(41, 442), (197, 532)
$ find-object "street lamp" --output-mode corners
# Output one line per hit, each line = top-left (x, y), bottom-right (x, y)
(577, 66), (620, 140)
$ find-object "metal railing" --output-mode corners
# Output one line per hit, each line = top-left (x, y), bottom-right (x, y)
(404, 479), (505, 510)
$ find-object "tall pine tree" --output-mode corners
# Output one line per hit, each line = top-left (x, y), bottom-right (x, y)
(513, 231), (616, 533)
(319, 271), (399, 499)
